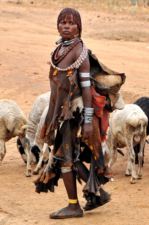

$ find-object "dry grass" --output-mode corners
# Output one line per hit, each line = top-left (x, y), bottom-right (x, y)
(1, 0), (149, 42)
(5, 0), (149, 12)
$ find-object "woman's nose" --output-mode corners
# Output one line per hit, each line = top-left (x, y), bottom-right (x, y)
(63, 23), (70, 28)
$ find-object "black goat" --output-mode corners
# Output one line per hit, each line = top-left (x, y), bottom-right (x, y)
(134, 97), (149, 165)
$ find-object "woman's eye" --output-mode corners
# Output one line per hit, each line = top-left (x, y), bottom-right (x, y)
(60, 20), (74, 25)
(60, 21), (65, 25)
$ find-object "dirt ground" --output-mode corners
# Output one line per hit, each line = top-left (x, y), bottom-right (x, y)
(0, 2), (149, 225)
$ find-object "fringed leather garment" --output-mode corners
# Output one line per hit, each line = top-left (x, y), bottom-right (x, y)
(34, 39), (126, 195)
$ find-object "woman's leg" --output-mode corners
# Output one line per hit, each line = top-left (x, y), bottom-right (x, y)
(50, 120), (83, 219)
(50, 168), (83, 219)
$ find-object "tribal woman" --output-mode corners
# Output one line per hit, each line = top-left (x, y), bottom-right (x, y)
(34, 7), (125, 219)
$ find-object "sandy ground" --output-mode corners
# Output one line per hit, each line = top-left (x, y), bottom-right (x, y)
(0, 2), (149, 225)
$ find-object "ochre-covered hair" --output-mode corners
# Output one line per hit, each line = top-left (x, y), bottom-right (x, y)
(57, 8), (82, 37)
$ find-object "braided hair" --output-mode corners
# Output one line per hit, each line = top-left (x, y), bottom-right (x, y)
(57, 8), (82, 37)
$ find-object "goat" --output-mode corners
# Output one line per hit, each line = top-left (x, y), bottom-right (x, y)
(0, 99), (27, 162)
(107, 104), (148, 183)
(134, 97), (149, 165)
(17, 92), (50, 176)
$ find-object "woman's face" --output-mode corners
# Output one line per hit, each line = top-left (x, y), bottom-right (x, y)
(58, 14), (79, 40)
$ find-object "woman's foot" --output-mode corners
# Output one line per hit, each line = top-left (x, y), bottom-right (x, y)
(50, 204), (84, 219)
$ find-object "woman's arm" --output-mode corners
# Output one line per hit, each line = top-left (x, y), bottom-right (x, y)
(75, 43), (93, 139)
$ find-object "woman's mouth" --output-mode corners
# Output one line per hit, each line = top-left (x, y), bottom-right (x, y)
(63, 31), (70, 34)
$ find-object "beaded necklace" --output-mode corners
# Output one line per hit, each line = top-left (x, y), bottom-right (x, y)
(56, 37), (78, 46)
(49, 42), (88, 73)
(52, 38), (81, 65)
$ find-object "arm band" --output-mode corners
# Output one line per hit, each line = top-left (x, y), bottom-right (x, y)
(61, 167), (72, 173)
(79, 72), (90, 78)
(80, 80), (91, 88)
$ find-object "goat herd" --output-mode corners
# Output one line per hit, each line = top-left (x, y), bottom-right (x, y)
(0, 92), (149, 185)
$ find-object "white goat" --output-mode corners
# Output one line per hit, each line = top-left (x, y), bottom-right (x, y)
(32, 106), (50, 174)
(17, 91), (50, 176)
(0, 99), (27, 162)
(107, 104), (148, 183)
(26, 91), (51, 148)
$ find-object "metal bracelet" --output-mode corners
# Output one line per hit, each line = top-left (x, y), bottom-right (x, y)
(79, 72), (90, 78)
(84, 107), (94, 123)
(84, 115), (93, 123)
(84, 107), (94, 113)
(80, 80), (91, 88)
(61, 167), (72, 173)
